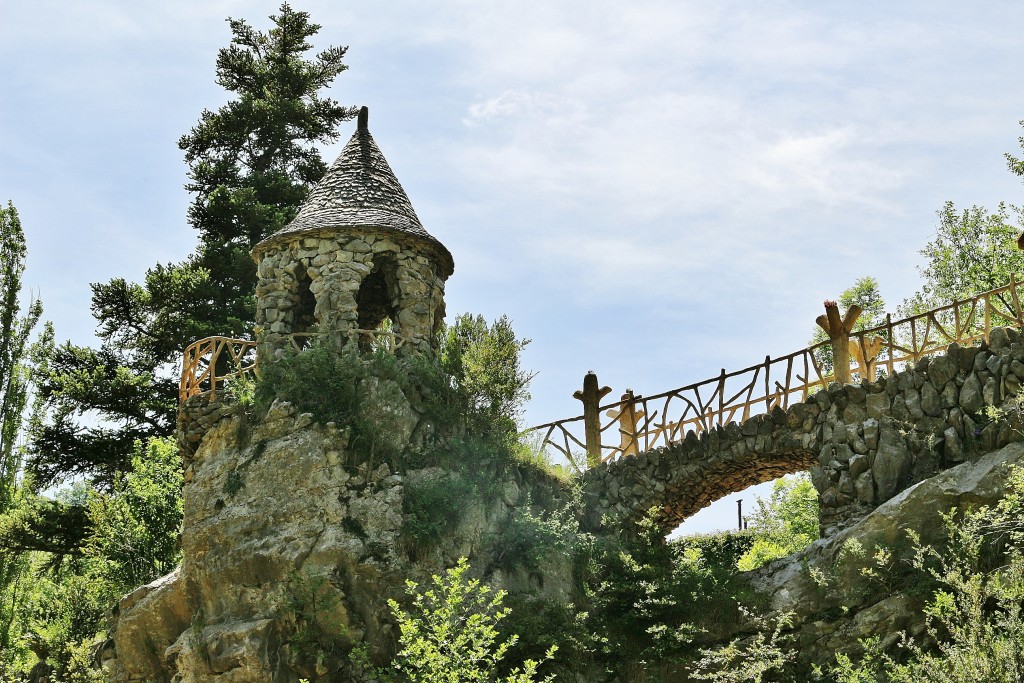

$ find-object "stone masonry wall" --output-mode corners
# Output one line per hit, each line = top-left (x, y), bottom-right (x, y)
(585, 326), (1024, 535)
(254, 227), (447, 357)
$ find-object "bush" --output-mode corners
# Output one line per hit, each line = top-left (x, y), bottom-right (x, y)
(403, 472), (477, 550)
(388, 558), (556, 683)
(820, 466), (1024, 682)
(439, 314), (533, 437)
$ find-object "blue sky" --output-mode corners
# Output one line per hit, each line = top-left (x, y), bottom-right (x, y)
(3, 1), (1024, 533)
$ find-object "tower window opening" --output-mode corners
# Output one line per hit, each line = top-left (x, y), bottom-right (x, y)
(293, 263), (317, 347)
(356, 256), (400, 350)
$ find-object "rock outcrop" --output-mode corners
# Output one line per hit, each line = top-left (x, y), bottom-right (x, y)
(106, 390), (573, 682)
(747, 440), (1024, 668)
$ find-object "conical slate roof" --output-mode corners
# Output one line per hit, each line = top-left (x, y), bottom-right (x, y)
(253, 108), (453, 277)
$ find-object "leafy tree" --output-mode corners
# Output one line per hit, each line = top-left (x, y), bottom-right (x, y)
(899, 202), (1024, 318)
(2, 438), (182, 679)
(0, 203), (43, 506)
(84, 437), (183, 592)
(29, 3), (355, 494)
(737, 474), (818, 572)
(388, 557), (556, 683)
(439, 314), (534, 437)
(0, 201), (44, 664)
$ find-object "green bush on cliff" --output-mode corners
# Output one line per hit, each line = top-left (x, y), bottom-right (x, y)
(389, 557), (556, 683)
(254, 313), (534, 465)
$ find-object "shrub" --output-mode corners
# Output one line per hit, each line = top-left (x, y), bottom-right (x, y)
(388, 558), (556, 683)
(402, 472), (476, 550)
(819, 466), (1024, 682)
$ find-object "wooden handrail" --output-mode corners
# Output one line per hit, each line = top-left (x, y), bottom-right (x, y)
(529, 277), (1024, 472)
(179, 329), (414, 402)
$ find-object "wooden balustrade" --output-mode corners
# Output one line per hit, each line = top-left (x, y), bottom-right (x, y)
(179, 337), (258, 402)
(179, 329), (413, 402)
(530, 276), (1024, 472)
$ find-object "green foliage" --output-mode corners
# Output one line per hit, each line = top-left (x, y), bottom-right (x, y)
(580, 515), (746, 678)
(29, 341), (174, 490)
(403, 472), (476, 550)
(255, 342), (454, 463)
(677, 530), (759, 570)
(692, 611), (795, 683)
(492, 492), (581, 573)
(84, 437), (183, 593)
(439, 314), (534, 436)
(286, 572), (349, 673)
(819, 466), (1024, 682)
(0, 437), (182, 678)
(11, 555), (119, 679)
(900, 201), (1024, 317)
(737, 474), (819, 572)
(388, 558), (556, 683)
(0, 200), (45, 661)
(0, 201), (43, 506)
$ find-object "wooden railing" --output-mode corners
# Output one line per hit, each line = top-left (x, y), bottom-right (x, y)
(529, 277), (1024, 471)
(179, 329), (413, 401)
(179, 337), (258, 402)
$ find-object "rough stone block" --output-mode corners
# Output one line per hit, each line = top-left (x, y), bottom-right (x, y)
(866, 393), (890, 419)
(921, 382), (941, 417)
(854, 471), (875, 504)
(873, 429), (911, 501)
(944, 427), (964, 462)
(849, 453), (869, 479)
(929, 354), (957, 388)
(863, 418), (879, 450)
(959, 374), (983, 413)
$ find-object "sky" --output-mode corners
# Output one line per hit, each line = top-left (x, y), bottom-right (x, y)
(3, 0), (1024, 533)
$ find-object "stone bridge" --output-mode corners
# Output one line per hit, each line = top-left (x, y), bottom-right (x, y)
(582, 326), (1024, 534)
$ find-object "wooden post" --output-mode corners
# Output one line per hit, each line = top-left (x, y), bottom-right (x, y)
(607, 389), (644, 457)
(816, 300), (861, 385)
(573, 371), (612, 468)
(850, 335), (884, 382)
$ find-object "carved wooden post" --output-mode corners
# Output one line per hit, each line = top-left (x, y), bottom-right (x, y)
(607, 389), (644, 457)
(850, 335), (884, 382)
(816, 300), (861, 385)
(573, 371), (612, 468)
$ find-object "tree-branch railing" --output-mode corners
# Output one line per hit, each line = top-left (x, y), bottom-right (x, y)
(179, 329), (413, 401)
(529, 276), (1024, 471)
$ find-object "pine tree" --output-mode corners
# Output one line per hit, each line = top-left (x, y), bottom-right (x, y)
(30, 4), (355, 491)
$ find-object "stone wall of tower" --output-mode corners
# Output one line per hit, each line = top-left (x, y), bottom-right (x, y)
(254, 228), (447, 358)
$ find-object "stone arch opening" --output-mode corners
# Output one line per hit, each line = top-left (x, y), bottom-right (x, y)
(292, 263), (318, 344)
(356, 255), (401, 347)
(671, 472), (811, 538)
(651, 451), (818, 533)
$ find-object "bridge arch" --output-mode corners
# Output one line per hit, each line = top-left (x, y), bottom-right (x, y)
(582, 406), (821, 532)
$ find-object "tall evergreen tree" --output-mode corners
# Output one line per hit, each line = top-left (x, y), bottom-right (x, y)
(30, 4), (355, 491)
(0, 201), (44, 660)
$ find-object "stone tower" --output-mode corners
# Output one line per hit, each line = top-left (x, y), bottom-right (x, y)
(251, 107), (454, 358)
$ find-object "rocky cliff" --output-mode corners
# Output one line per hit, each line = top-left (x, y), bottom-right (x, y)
(104, 333), (1024, 682)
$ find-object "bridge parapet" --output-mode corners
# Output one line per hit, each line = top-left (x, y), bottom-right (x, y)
(584, 326), (1024, 534)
